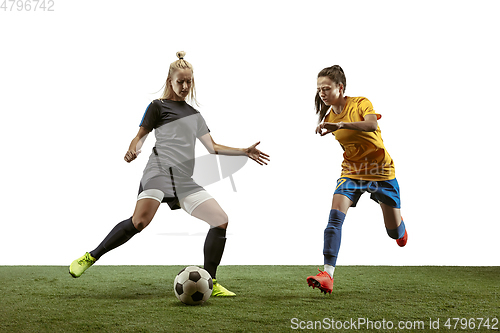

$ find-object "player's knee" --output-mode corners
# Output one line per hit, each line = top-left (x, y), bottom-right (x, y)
(213, 211), (228, 229)
(217, 222), (228, 229)
(132, 215), (152, 231)
(219, 213), (229, 229)
(327, 209), (346, 228)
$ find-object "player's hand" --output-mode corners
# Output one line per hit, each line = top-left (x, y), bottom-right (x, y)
(124, 149), (141, 163)
(315, 122), (344, 136)
(245, 142), (270, 166)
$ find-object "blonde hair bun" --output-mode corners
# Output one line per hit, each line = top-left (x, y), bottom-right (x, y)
(176, 51), (186, 60)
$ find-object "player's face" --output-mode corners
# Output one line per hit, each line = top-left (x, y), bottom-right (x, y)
(170, 68), (193, 101)
(317, 76), (343, 106)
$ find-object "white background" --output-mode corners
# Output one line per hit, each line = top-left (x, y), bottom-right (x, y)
(1, 0), (499, 266)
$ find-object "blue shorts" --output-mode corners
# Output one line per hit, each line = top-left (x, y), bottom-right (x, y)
(334, 177), (401, 208)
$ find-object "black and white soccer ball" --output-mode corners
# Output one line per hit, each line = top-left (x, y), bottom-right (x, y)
(174, 266), (213, 305)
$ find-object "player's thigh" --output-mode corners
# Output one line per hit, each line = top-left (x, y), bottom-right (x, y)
(191, 198), (228, 229)
(380, 202), (402, 229)
(132, 198), (161, 231)
(331, 194), (353, 214)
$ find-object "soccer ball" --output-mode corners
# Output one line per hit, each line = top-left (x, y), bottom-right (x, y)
(174, 266), (213, 305)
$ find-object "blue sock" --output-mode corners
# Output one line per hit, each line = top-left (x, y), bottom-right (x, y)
(386, 220), (406, 239)
(323, 209), (346, 267)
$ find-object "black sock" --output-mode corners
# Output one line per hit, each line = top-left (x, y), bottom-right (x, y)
(203, 227), (227, 279)
(89, 217), (140, 260)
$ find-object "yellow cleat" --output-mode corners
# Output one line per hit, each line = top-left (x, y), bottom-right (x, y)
(69, 252), (96, 278)
(211, 279), (236, 297)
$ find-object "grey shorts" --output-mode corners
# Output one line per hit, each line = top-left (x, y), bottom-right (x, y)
(139, 166), (205, 210)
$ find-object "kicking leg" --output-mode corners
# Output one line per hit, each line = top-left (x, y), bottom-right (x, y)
(380, 202), (407, 247)
(190, 198), (235, 296)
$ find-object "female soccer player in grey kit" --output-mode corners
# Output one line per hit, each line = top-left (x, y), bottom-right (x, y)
(69, 51), (270, 296)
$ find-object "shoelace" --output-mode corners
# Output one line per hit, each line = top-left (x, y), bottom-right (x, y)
(316, 269), (332, 279)
(78, 254), (93, 265)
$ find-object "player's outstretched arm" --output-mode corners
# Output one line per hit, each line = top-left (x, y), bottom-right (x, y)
(316, 114), (378, 136)
(124, 126), (150, 163)
(199, 133), (270, 165)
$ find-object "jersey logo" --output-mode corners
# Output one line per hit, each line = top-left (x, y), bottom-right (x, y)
(335, 178), (347, 190)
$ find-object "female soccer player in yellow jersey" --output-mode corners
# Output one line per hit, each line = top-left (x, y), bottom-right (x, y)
(306, 65), (408, 294)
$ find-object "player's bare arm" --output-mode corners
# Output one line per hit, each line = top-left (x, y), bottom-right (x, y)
(199, 133), (270, 165)
(316, 114), (378, 136)
(124, 126), (150, 163)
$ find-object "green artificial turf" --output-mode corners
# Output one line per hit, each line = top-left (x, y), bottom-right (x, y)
(0, 266), (498, 332)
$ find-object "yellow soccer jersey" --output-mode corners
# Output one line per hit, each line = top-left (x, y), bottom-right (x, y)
(324, 96), (395, 181)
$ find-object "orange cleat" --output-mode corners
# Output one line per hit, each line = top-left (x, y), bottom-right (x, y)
(397, 229), (408, 247)
(307, 269), (333, 294)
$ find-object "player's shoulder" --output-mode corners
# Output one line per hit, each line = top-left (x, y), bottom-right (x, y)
(150, 99), (201, 115)
(144, 99), (163, 111)
(151, 98), (164, 107)
(348, 97), (374, 111)
(348, 96), (372, 104)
